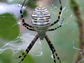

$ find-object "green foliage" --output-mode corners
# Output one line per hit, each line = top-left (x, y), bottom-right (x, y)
(24, 55), (35, 63)
(0, 50), (12, 63)
(27, 0), (37, 8)
(0, 0), (7, 2)
(0, 13), (19, 41)
(0, 13), (34, 63)
(23, 10), (27, 17)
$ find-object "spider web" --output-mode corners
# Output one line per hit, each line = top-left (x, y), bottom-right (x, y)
(0, 2), (42, 56)
(0, 33), (42, 56)
(49, 0), (84, 63)
(0, 0), (84, 63)
(73, 41), (84, 63)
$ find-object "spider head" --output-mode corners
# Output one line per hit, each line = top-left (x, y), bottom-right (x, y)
(31, 5), (51, 27)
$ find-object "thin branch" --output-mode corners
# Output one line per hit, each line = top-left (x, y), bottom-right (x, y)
(70, 0), (84, 63)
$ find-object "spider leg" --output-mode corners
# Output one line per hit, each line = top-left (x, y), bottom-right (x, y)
(53, 53), (56, 63)
(20, 0), (35, 31)
(53, 49), (61, 63)
(48, 18), (64, 31)
(18, 35), (39, 63)
(21, 0), (26, 7)
(50, 0), (62, 27)
(45, 35), (61, 63)
(23, 23), (36, 31)
(45, 35), (56, 63)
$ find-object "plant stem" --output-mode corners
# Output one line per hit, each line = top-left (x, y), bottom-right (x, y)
(70, 0), (84, 63)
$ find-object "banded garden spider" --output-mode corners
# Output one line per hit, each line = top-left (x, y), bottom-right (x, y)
(18, 0), (64, 63)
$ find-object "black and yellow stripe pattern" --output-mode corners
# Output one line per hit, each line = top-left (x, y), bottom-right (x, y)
(31, 5), (51, 27)
(18, 35), (39, 63)
(48, 18), (64, 31)
(45, 35), (61, 63)
(50, 0), (62, 26)
(20, 0), (35, 31)
(18, 0), (63, 63)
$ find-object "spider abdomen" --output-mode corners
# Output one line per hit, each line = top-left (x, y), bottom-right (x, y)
(31, 5), (51, 27)
(31, 5), (51, 40)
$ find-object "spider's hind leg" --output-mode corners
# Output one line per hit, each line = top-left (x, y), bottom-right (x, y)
(52, 52), (56, 63)
(17, 52), (26, 59)
(45, 35), (61, 63)
(18, 35), (39, 63)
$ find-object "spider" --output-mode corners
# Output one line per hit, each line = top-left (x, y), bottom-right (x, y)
(18, 0), (64, 63)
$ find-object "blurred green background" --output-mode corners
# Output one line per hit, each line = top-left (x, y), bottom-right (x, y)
(0, 0), (84, 63)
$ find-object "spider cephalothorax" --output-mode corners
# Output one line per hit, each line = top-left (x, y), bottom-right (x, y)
(18, 0), (63, 63)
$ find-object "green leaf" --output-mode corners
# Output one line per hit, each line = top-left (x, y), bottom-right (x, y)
(24, 55), (35, 63)
(0, 50), (13, 63)
(27, 0), (37, 8)
(0, 13), (20, 41)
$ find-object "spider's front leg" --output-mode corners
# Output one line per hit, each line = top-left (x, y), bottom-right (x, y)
(18, 35), (39, 63)
(20, 0), (36, 31)
(45, 35), (61, 63)
(50, 0), (62, 27)
(48, 18), (64, 31)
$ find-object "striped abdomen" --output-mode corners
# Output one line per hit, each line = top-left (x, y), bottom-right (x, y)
(31, 5), (51, 40)
(31, 5), (51, 27)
